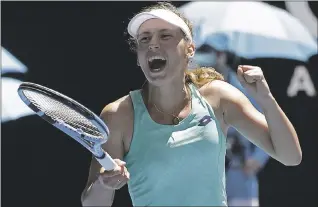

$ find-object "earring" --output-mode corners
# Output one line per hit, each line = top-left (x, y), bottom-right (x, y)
(188, 56), (197, 69)
(188, 56), (193, 63)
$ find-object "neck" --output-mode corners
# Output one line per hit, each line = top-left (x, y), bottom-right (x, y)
(144, 78), (190, 115)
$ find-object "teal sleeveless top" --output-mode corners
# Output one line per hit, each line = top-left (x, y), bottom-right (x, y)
(124, 84), (227, 206)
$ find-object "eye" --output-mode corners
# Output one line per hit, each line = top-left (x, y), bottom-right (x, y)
(161, 34), (172, 40)
(139, 36), (150, 43)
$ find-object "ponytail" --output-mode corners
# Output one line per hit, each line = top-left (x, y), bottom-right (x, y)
(185, 67), (224, 88)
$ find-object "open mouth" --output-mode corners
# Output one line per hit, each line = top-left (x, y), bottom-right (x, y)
(148, 56), (167, 72)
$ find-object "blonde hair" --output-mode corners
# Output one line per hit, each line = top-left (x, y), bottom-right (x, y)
(130, 2), (224, 88)
(185, 67), (224, 88)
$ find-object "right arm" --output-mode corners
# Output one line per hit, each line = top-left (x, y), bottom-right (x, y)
(81, 158), (116, 206)
(81, 99), (130, 206)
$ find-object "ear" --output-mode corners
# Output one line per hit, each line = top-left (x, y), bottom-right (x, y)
(187, 43), (195, 58)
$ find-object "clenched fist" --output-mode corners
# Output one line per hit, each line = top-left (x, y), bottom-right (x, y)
(98, 159), (130, 190)
(237, 65), (273, 102)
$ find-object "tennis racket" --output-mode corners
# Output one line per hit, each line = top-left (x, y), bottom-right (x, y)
(17, 82), (118, 171)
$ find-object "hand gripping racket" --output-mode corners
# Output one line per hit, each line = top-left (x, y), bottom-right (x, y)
(17, 82), (118, 170)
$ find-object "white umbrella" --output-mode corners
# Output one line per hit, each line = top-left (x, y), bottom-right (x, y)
(1, 47), (27, 74)
(1, 47), (35, 123)
(2, 78), (35, 123)
(179, 2), (317, 62)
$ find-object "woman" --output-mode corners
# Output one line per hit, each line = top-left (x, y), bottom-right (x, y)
(81, 2), (302, 206)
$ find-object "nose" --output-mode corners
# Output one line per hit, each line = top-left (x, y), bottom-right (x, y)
(148, 44), (160, 51)
(148, 36), (160, 51)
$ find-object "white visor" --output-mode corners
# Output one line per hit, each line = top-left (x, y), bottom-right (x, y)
(127, 9), (192, 43)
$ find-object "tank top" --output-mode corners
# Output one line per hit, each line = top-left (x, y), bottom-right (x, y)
(124, 83), (227, 206)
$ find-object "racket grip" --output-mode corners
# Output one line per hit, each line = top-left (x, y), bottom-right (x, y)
(95, 153), (118, 171)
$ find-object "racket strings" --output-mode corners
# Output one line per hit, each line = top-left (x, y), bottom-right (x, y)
(22, 89), (103, 138)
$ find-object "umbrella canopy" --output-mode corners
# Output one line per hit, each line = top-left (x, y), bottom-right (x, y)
(179, 2), (317, 62)
(1, 47), (27, 74)
(2, 78), (35, 123)
(1, 47), (34, 122)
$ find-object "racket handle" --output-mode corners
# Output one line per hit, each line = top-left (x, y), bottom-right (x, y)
(95, 153), (118, 171)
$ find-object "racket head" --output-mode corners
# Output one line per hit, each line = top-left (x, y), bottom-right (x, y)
(17, 82), (109, 157)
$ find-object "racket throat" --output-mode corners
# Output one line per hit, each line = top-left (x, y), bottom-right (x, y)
(94, 153), (106, 159)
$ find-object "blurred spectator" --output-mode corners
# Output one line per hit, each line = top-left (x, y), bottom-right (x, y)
(194, 44), (270, 207)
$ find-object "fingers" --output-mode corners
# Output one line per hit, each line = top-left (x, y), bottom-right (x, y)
(243, 69), (263, 83)
(98, 169), (130, 190)
(100, 159), (126, 177)
(97, 174), (128, 190)
(99, 167), (121, 177)
(122, 165), (130, 179)
(237, 65), (263, 84)
(114, 159), (127, 166)
(97, 158), (130, 190)
(100, 173), (129, 189)
(239, 65), (256, 72)
(237, 66), (246, 85)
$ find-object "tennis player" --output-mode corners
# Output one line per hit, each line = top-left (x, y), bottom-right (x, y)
(81, 2), (302, 206)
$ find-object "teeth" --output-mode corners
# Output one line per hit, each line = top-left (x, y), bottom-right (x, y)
(148, 56), (166, 62)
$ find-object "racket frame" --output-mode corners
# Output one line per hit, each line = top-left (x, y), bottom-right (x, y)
(17, 82), (117, 170)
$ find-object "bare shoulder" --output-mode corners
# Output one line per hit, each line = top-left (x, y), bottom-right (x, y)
(199, 80), (248, 131)
(100, 94), (134, 129)
(100, 94), (134, 155)
(200, 80), (246, 105)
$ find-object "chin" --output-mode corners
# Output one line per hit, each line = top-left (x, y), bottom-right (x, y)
(142, 64), (182, 87)
(145, 72), (175, 87)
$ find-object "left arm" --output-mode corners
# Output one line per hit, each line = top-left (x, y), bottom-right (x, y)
(228, 70), (270, 170)
(246, 97), (270, 169)
(253, 94), (302, 166)
(215, 66), (302, 166)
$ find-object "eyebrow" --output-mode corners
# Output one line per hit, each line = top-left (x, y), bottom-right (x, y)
(137, 29), (175, 38)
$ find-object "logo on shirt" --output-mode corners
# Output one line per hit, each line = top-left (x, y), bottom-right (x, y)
(198, 115), (212, 126)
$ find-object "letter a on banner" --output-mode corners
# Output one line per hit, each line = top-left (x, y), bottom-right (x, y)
(287, 65), (317, 97)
